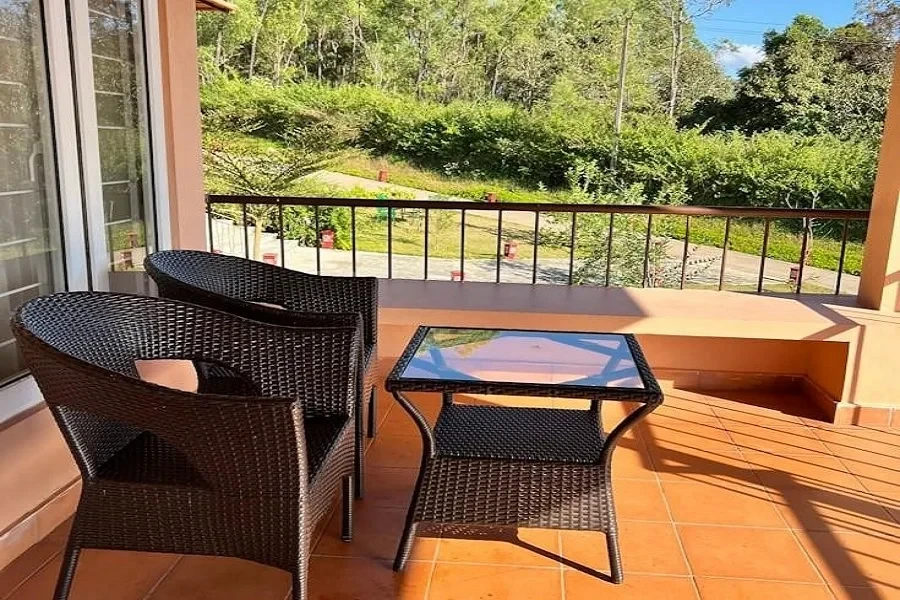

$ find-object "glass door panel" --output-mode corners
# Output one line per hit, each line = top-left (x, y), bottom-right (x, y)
(0, 0), (64, 384)
(86, 0), (155, 290)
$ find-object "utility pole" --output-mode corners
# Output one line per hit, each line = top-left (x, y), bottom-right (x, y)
(611, 15), (632, 172)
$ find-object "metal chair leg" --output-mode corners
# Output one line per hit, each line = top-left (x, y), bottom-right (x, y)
(342, 476), (354, 542)
(367, 388), (377, 438)
(53, 541), (80, 600)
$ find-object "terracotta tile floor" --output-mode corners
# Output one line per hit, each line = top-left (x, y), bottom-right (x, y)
(2, 388), (900, 599)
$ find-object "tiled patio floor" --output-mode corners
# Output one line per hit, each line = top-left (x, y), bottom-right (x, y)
(2, 387), (899, 599)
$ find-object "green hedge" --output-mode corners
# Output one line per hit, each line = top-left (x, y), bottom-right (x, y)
(201, 79), (878, 212)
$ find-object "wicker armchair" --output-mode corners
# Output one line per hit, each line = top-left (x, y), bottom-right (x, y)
(12, 292), (361, 600)
(145, 250), (379, 499)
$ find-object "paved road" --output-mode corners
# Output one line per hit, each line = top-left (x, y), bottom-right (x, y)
(217, 171), (859, 294)
(210, 217), (857, 294)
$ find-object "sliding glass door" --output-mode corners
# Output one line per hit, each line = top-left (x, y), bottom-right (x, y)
(0, 0), (64, 384)
(72, 0), (158, 292)
(0, 0), (166, 415)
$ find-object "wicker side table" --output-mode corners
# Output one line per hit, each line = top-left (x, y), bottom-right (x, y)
(385, 327), (662, 583)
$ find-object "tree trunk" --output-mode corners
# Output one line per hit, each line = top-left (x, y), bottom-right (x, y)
(667, 6), (685, 119)
(611, 17), (632, 171)
(491, 59), (501, 97)
(317, 27), (325, 81)
(248, 0), (270, 78)
(215, 30), (223, 69)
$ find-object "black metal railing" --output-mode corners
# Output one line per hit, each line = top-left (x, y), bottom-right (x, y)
(206, 194), (870, 295)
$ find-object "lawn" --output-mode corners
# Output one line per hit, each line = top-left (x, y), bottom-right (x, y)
(333, 154), (865, 275)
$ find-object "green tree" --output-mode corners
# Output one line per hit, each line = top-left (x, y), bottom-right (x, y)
(684, 14), (894, 140)
(204, 131), (344, 260)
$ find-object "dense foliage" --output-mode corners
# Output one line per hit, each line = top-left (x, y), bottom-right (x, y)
(201, 79), (879, 210)
(197, 0), (732, 116)
(683, 11), (898, 140)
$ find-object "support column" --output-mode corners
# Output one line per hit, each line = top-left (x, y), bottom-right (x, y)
(157, 0), (208, 250)
(859, 46), (900, 312)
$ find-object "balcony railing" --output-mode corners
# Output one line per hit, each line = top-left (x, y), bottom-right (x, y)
(206, 194), (870, 296)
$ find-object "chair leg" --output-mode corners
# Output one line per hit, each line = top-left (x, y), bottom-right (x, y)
(342, 476), (354, 542)
(606, 528), (624, 584)
(366, 387), (376, 438)
(291, 567), (307, 600)
(53, 540), (81, 600)
(393, 522), (418, 571)
(354, 409), (365, 499)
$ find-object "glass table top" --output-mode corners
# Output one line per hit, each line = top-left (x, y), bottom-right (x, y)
(399, 328), (645, 389)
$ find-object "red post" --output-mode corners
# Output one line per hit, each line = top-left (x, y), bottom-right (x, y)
(503, 240), (518, 259)
(263, 252), (278, 265)
(377, 169), (389, 183)
(320, 229), (334, 249)
(451, 270), (464, 281)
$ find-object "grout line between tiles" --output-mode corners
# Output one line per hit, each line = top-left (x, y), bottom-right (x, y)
(421, 560), (437, 600)
(141, 554), (183, 600)
(726, 417), (833, 590)
(0, 546), (64, 600)
(656, 402), (734, 600)
(557, 531), (565, 600)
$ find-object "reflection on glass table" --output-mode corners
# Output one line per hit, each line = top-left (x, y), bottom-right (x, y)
(400, 328), (645, 389)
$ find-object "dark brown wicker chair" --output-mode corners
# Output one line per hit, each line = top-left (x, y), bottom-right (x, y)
(144, 250), (378, 499)
(12, 292), (361, 600)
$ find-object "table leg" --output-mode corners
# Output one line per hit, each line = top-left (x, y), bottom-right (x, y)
(390, 391), (435, 571)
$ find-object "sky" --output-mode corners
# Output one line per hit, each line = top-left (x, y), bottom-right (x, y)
(694, 0), (858, 74)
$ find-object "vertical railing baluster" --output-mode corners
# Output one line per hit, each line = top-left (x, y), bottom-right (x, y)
(532, 211), (539, 285)
(605, 214), (614, 287)
(757, 218), (771, 294)
(314, 204), (321, 275)
(835, 219), (850, 295)
(424, 209), (430, 280)
(387, 206), (393, 279)
(642, 214), (653, 287)
(206, 197), (214, 252)
(495, 210), (503, 283)
(680, 215), (690, 289)
(242, 203), (249, 259)
(796, 218), (810, 294)
(568, 212), (577, 286)
(351, 206), (357, 277)
(278, 201), (285, 267)
(718, 216), (731, 291)
(460, 209), (466, 279)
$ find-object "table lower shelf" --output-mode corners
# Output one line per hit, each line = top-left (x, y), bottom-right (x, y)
(413, 455), (614, 531)
(433, 403), (607, 464)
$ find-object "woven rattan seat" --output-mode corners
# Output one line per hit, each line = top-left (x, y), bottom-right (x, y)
(13, 292), (362, 600)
